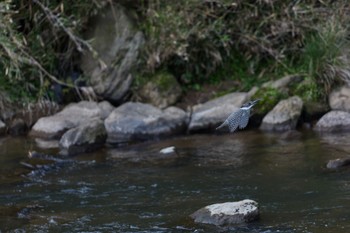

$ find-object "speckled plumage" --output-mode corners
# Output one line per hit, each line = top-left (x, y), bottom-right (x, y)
(216, 99), (260, 133)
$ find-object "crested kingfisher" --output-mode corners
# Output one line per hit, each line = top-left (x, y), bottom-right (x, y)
(216, 99), (260, 133)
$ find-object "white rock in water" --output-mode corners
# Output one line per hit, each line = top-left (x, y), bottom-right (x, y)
(159, 146), (176, 154)
(206, 200), (257, 216)
(190, 199), (259, 226)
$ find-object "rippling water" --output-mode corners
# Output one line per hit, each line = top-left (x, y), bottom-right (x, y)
(1, 130), (350, 232)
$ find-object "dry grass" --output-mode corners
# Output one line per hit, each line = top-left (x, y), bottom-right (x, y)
(140, 0), (350, 93)
(1, 0), (350, 103)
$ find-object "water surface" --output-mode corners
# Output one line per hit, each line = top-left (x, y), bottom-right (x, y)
(1, 131), (350, 232)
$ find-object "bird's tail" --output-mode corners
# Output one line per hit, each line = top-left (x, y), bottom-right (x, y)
(216, 122), (226, 130)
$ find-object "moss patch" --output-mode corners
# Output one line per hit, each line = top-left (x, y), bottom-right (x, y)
(251, 87), (288, 115)
(152, 71), (178, 92)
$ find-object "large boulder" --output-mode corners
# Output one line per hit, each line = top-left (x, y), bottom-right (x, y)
(59, 118), (107, 156)
(189, 92), (248, 132)
(260, 96), (303, 131)
(250, 87), (287, 127)
(80, 4), (144, 104)
(329, 86), (350, 112)
(314, 110), (350, 132)
(105, 102), (188, 144)
(30, 101), (113, 139)
(190, 199), (259, 226)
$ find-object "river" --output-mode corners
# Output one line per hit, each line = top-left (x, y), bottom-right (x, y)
(1, 130), (350, 232)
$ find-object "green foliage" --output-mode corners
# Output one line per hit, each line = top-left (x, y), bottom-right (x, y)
(290, 77), (323, 103)
(1, 0), (350, 103)
(139, 0), (350, 95)
(252, 87), (288, 115)
(0, 0), (104, 102)
(296, 18), (350, 94)
(210, 52), (270, 92)
(272, 16), (350, 103)
(152, 71), (178, 92)
(139, 1), (231, 85)
(134, 70), (178, 92)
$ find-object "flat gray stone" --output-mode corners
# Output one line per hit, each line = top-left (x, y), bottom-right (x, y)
(105, 102), (188, 144)
(30, 101), (111, 139)
(315, 110), (350, 132)
(189, 92), (248, 132)
(260, 96), (303, 131)
(190, 199), (259, 226)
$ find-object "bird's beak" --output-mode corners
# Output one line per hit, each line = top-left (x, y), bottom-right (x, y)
(251, 99), (260, 106)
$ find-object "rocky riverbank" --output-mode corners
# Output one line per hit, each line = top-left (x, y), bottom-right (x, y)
(1, 77), (349, 157)
(2, 1), (349, 157)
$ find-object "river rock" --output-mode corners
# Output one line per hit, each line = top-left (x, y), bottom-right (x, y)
(189, 92), (248, 132)
(59, 118), (107, 156)
(260, 96), (303, 131)
(30, 101), (113, 139)
(139, 72), (182, 109)
(159, 146), (178, 156)
(97, 101), (115, 119)
(80, 4), (144, 104)
(190, 199), (259, 226)
(0, 120), (6, 135)
(329, 86), (350, 112)
(105, 102), (188, 144)
(314, 110), (350, 132)
(326, 158), (350, 169)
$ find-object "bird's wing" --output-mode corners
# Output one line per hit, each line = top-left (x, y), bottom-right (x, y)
(239, 109), (251, 129)
(227, 109), (243, 132)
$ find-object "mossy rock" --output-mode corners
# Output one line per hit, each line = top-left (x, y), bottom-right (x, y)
(138, 71), (182, 109)
(152, 71), (179, 92)
(251, 87), (288, 116)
